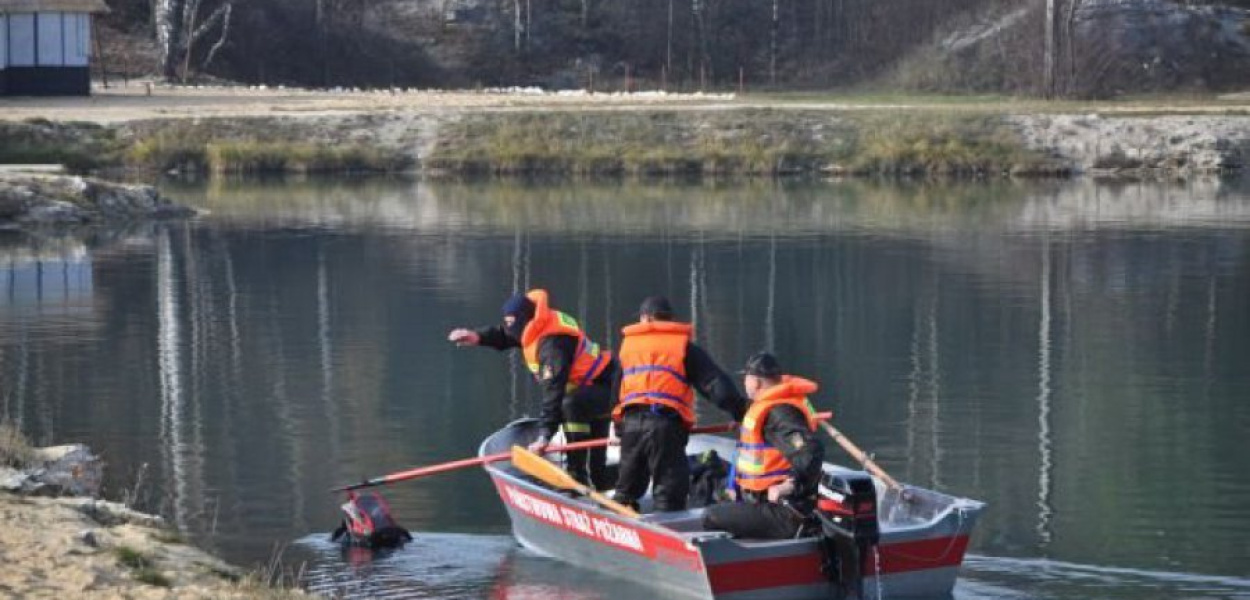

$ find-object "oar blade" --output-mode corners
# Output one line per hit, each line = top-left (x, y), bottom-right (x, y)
(510, 445), (581, 491)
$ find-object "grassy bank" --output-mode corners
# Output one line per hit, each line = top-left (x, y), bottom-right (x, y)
(124, 119), (410, 175)
(428, 110), (1064, 177)
(0, 109), (1087, 179)
(0, 120), (121, 172)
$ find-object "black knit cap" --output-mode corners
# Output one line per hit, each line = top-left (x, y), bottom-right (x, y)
(741, 351), (783, 378)
(639, 295), (674, 319)
(501, 293), (536, 320)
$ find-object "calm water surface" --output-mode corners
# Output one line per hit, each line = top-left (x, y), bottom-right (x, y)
(2, 178), (1249, 599)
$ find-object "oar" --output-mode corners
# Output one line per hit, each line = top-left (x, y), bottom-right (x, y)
(330, 415), (832, 493)
(817, 420), (903, 491)
(510, 445), (640, 518)
(333, 438), (616, 492)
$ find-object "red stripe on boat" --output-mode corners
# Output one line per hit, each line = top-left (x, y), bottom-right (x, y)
(492, 477), (705, 572)
(707, 535), (971, 594)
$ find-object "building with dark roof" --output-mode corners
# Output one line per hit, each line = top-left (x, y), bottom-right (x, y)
(1, 0), (109, 95)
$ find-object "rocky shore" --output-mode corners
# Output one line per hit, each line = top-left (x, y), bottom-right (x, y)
(0, 427), (306, 599)
(0, 172), (196, 228)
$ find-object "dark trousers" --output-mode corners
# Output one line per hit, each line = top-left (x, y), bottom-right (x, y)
(702, 495), (808, 539)
(614, 408), (691, 512)
(562, 382), (613, 491)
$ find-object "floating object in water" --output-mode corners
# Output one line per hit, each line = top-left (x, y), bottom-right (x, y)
(330, 491), (413, 549)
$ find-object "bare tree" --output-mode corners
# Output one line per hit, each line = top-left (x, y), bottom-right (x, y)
(154, 0), (187, 79)
(514, 0), (522, 52)
(1044, 0), (1057, 96)
(156, 0), (233, 81)
(1063, 0), (1082, 95)
(770, 0), (779, 85)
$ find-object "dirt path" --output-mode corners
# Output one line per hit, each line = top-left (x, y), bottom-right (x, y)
(3, 86), (1249, 125)
(0, 86), (740, 123)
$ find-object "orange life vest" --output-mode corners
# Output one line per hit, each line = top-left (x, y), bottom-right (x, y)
(519, 289), (611, 393)
(734, 376), (820, 492)
(612, 321), (695, 426)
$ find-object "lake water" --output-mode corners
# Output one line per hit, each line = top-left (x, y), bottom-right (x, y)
(2, 177), (1249, 599)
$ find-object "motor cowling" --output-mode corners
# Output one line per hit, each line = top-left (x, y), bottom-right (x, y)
(813, 471), (880, 598)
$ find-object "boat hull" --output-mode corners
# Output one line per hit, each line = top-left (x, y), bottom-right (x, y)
(483, 419), (983, 599)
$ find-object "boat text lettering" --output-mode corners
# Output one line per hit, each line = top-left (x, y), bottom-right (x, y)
(501, 484), (645, 554)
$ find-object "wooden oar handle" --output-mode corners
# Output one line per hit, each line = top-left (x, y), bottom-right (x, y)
(586, 489), (641, 518)
(818, 421), (903, 491)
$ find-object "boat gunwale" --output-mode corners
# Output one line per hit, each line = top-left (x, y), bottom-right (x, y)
(683, 430), (987, 539)
(480, 418), (985, 546)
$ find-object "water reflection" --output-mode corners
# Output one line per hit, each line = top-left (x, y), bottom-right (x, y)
(1, 178), (1248, 599)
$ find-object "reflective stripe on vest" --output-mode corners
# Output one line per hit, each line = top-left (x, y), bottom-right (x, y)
(612, 321), (695, 425)
(519, 289), (610, 393)
(734, 375), (820, 492)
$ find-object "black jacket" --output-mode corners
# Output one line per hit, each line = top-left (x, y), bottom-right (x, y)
(611, 341), (749, 422)
(759, 404), (825, 510)
(475, 326), (613, 439)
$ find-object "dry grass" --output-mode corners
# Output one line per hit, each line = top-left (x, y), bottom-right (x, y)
(835, 112), (1064, 176)
(124, 119), (409, 175)
(113, 546), (173, 587)
(429, 109), (1061, 178)
(0, 120), (121, 173)
(0, 420), (36, 469)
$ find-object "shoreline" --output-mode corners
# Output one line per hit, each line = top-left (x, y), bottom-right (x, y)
(2, 88), (1249, 180)
(0, 171), (197, 229)
(0, 431), (309, 599)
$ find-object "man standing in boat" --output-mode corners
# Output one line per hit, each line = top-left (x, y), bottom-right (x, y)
(612, 296), (747, 512)
(702, 352), (825, 539)
(448, 289), (616, 490)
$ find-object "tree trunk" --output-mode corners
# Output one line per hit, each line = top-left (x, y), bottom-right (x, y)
(514, 0), (522, 53)
(180, 0), (201, 82)
(155, 0), (187, 80)
(770, 0), (779, 86)
(1044, 0), (1056, 97)
(1063, 0), (1081, 96)
(666, 0), (673, 79)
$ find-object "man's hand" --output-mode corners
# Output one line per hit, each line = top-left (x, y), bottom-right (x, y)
(767, 478), (796, 503)
(528, 436), (549, 454)
(448, 328), (480, 347)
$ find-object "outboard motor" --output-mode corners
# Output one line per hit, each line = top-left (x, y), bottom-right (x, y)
(330, 491), (413, 549)
(813, 471), (880, 598)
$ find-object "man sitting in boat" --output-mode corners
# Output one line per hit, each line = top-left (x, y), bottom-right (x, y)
(448, 289), (616, 490)
(702, 352), (825, 539)
(612, 295), (747, 512)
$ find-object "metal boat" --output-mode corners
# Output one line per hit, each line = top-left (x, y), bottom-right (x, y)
(481, 418), (985, 599)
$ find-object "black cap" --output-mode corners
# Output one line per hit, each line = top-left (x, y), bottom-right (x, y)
(639, 295), (674, 319)
(501, 293), (536, 320)
(741, 351), (783, 378)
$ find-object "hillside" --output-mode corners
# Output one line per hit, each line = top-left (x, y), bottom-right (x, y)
(88, 0), (1250, 96)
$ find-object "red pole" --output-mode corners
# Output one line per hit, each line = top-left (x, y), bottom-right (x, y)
(334, 412), (833, 492)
